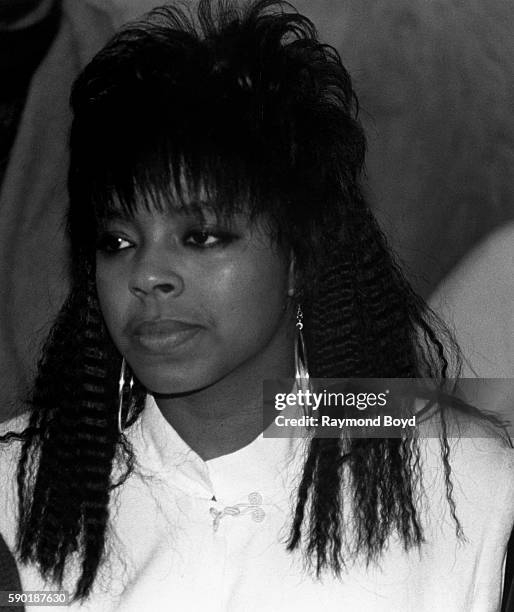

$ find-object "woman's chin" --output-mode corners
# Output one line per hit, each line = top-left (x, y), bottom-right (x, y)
(136, 367), (223, 398)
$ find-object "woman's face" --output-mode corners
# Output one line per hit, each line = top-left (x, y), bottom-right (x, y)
(95, 203), (294, 394)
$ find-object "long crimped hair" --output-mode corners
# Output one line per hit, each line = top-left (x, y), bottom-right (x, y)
(2, 0), (463, 602)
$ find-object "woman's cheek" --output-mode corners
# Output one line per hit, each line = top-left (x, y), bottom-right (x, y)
(211, 257), (287, 332)
(96, 268), (127, 338)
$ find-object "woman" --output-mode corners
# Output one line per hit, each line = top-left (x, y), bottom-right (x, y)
(1, 1), (513, 610)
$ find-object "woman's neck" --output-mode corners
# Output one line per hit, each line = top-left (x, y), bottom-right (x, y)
(154, 319), (295, 461)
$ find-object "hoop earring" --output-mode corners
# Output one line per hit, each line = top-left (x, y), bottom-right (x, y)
(118, 358), (134, 434)
(295, 305), (311, 417)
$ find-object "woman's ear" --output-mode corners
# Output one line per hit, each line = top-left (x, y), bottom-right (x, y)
(287, 251), (295, 297)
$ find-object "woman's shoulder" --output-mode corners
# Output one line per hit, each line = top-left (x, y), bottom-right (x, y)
(418, 404), (514, 526)
(450, 436), (514, 541)
(0, 410), (30, 455)
(416, 395), (512, 444)
(0, 411), (30, 546)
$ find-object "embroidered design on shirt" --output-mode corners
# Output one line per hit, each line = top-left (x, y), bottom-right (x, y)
(209, 492), (266, 532)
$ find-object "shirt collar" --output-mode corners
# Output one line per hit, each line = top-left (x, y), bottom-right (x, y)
(128, 394), (308, 504)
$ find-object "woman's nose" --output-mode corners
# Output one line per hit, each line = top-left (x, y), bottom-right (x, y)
(129, 250), (185, 299)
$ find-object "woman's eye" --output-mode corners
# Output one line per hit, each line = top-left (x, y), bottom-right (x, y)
(184, 230), (234, 248)
(96, 234), (132, 253)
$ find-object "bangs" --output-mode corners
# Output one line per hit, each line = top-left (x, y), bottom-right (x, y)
(84, 101), (284, 227)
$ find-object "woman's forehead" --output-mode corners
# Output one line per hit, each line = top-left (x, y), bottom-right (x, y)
(98, 200), (227, 223)
(93, 170), (263, 225)
(95, 191), (261, 230)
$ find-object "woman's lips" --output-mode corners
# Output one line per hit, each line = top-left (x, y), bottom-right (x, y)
(131, 319), (203, 353)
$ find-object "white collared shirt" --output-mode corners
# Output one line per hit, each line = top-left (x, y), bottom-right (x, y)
(1, 396), (513, 611)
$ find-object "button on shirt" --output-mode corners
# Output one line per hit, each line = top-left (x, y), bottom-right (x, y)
(1, 396), (514, 611)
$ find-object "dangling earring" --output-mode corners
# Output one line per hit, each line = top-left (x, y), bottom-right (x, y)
(295, 305), (311, 418)
(118, 358), (134, 434)
(295, 304), (309, 381)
